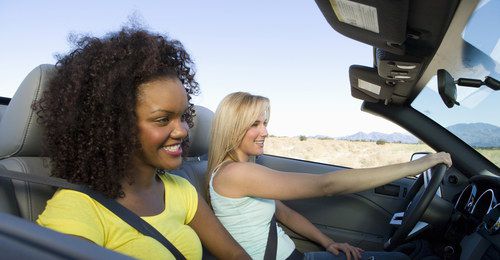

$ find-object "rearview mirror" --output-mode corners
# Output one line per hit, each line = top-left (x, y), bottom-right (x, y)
(437, 69), (459, 108)
(437, 69), (499, 108)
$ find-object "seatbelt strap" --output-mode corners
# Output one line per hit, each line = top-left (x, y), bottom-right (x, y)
(264, 214), (277, 260)
(0, 167), (186, 260)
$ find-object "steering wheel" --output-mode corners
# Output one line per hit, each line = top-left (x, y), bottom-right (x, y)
(384, 164), (447, 250)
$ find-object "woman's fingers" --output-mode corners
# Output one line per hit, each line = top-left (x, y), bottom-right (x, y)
(326, 244), (339, 255)
(436, 152), (452, 167)
(328, 242), (363, 260)
(425, 152), (452, 168)
(354, 246), (363, 259)
(441, 152), (452, 167)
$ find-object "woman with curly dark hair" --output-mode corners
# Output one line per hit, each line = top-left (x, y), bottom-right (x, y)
(35, 26), (248, 259)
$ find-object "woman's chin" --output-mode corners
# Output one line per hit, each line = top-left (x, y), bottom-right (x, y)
(159, 159), (183, 171)
(252, 150), (264, 156)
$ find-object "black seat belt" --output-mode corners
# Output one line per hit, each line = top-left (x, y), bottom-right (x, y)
(264, 214), (277, 260)
(0, 167), (186, 260)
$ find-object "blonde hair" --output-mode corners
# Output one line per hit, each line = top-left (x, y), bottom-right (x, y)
(206, 92), (270, 198)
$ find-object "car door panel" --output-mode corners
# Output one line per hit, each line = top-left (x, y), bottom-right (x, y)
(257, 154), (415, 250)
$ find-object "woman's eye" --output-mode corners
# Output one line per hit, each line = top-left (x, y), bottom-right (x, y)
(156, 117), (170, 124)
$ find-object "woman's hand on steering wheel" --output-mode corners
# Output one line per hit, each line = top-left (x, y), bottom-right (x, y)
(385, 151), (451, 250)
(421, 152), (452, 168)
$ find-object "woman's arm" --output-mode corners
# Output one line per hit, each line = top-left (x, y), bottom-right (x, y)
(188, 194), (250, 259)
(213, 152), (451, 200)
(275, 201), (362, 259)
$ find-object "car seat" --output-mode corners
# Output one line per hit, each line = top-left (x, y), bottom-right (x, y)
(171, 105), (213, 201)
(0, 64), (55, 221)
(0, 64), (214, 221)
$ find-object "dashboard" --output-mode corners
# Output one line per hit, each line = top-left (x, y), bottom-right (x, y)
(453, 175), (500, 259)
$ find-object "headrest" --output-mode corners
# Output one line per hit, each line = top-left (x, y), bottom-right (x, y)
(0, 64), (55, 159)
(187, 105), (214, 158)
(0, 64), (213, 159)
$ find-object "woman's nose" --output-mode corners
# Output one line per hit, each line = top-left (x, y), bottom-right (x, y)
(171, 120), (188, 139)
(261, 125), (268, 137)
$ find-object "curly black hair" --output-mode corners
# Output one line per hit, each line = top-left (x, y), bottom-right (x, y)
(33, 27), (199, 199)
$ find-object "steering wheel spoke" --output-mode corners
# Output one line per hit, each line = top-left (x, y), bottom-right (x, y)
(408, 221), (429, 237)
(384, 164), (448, 250)
(390, 212), (405, 225)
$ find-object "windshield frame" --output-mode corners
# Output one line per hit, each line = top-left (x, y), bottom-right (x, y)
(410, 0), (499, 168)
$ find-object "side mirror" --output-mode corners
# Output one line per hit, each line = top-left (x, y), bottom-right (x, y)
(410, 152), (442, 197)
(410, 152), (429, 179)
(437, 69), (459, 108)
(410, 152), (430, 161)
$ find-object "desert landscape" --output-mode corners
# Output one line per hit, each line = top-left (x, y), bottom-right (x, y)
(264, 136), (500, 168)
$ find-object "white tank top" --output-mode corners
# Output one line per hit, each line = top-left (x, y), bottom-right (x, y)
(209, 170), (295, 259)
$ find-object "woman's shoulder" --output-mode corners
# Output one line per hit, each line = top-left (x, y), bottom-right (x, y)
(220, 161), (267, 176)
(50, 188), (98, 205)
(222, 161), (249, 170)
(42, 189), (106, 217)
(38, 189), (104, 224)
(37, 189), (107, 245)
(213, 162), (271, 189)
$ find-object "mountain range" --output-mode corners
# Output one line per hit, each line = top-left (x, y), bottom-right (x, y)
(337, 122), (500, 148)
(337, 132), (419, 144)
(447, 123), (500, 148)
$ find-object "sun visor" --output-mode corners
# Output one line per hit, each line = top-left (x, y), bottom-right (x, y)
(349, 65), (395, 102)
(315, 0), (409, 55)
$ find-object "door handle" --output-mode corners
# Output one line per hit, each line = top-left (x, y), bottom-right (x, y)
(375, 184), (400, 197)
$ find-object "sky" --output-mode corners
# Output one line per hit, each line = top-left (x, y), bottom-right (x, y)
(0, 0), (411, 137)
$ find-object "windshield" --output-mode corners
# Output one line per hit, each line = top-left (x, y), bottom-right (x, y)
(412, 0), (500, 167)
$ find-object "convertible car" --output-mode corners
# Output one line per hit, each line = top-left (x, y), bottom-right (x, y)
(0, 0), (498, 259)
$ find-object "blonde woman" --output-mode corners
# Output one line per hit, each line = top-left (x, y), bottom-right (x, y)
(206, 92), (452, 260)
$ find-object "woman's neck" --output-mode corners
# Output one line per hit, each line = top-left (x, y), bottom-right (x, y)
(234, 149), (250, 162)
(122, 166), (160, 193)
(117, 166), (165, 216)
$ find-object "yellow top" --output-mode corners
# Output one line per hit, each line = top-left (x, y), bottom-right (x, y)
(37, 174), (201, 260)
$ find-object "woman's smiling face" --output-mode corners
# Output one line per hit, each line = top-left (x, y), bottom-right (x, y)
(235, 114), (268, 161)
(134, 77), (189, 171)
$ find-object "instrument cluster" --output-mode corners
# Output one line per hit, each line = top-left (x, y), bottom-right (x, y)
(454, 177), (499, 235)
